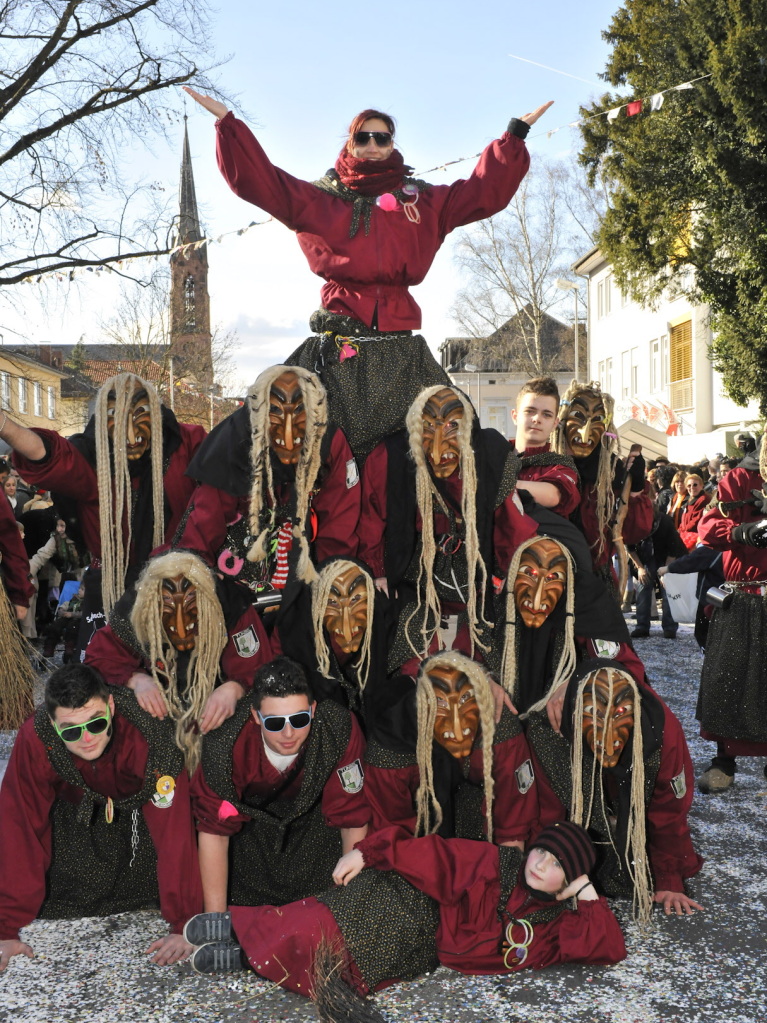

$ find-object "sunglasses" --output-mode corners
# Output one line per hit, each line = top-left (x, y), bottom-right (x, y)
(54, 706), (111, 744)
(353, 131), (392, 147)
(257, 709), (312, 732)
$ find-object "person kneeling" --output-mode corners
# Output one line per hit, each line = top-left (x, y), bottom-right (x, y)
(0, 664), (203, 972)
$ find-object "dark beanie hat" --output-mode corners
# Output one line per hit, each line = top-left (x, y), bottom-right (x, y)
(532, 821), (596, 883)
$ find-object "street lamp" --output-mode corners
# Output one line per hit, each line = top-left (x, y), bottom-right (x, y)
(464, 362), (481, 423)
(555, 278), (580, 380)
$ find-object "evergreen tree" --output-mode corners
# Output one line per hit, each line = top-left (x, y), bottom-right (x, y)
(579, 0), (767, 410)
(65, 337), (88, 376)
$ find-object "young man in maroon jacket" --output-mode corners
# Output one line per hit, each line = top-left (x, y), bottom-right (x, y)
(0, 664), (203, 973)
(511, 377), (580, 517)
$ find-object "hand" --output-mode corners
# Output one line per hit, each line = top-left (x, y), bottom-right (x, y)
(374, 577), (389, 597)
(657, 565), (668, 578)
(183, 86), (229, 120)
(488, 677), (517, 722)
(14, 604), (27, 621)
(199, 681), (244, 733)
(557, 875), (598, 902)
(654, 890), (704, 916)
(0, 939), (34, 971)
(128, 673), (167, 718)
(519, 101), (554, 126)
(332, 849), (365, 886)
(146, 933), (194, 965)
(638, 568), (651, 586)
(545, 682), (568, 733)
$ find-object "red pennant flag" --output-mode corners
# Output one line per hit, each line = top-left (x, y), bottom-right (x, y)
(627, 101), (643, 117)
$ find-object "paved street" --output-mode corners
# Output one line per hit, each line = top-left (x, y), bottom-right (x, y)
(1, 619), (765, 1023)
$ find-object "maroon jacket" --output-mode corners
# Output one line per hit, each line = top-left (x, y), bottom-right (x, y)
(364, 720), (539, 846)
(697, 466), (767, 586)
(531, 699), (702, 894)
(12, 424), (206, 561)
(578, 479), (654, 571)
(215, 113), (530, 331)
(0, 712), (202, 938)
(359, 828), (626, 974)
(230, 828), (626, 999)
(176, 427), (360, 571)
(357, 441), (537, 581)
(191, 710), (370, 836)
(0, 493), (33, 607)
(84, 605), (272, 691)
(511, 442), (581, 518)
(677, 491), (711, 550)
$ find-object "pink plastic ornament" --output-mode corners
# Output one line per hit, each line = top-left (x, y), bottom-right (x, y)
(376, 193), (399, 212)
(339, 343), (358, 362)
(218, 800), (240, 821)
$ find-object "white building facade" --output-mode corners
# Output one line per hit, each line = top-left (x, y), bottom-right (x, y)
(574, 248), (761, 462)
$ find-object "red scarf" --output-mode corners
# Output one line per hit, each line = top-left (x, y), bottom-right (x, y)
(334, 149), (411, 196)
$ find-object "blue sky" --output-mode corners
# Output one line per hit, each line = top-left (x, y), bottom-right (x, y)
(5, 0), (624, 390)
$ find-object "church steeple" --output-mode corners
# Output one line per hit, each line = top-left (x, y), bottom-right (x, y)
(169, 116), (212, 384)
(175, 116), (202, 245)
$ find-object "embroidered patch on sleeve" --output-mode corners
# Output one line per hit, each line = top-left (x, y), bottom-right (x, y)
(337, 759), (365, 793)
(346, 458), (360, 489)
(515, 759), (535, 795)
(232, 625), (260, 658)
(593, 639), (620, 659)
(670, 770), (687, 799)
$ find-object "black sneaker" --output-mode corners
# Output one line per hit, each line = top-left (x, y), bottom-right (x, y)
(630, 629), (649, 638)
(662, 630), (677, 639)
(183, 911), (233, 946)
(190, 941), (246, 975)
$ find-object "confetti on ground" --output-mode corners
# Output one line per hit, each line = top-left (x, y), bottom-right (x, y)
(1, 621), (765, 1022)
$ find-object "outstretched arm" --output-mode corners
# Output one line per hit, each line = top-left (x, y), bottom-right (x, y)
(183, 86), (230, 120)
(0, 413), (46, 461)
(519, 101), (554, 126)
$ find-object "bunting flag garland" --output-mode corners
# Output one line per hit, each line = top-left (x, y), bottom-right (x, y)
(19, 217), (274, 286)
(417, 71), (713, 175)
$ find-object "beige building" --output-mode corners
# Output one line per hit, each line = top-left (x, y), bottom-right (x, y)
(0, 349), (68, 443)
(439, 307), (580, 439)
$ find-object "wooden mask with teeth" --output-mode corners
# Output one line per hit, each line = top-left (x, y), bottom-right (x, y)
(580, 668), (636, 769)
(268, 370), (307, 465)
(513, 537), (567, 628)
(563, 392), (606, 458)
(421, 387), (464, 478)
(322, 565), (368, 655)
(430, 664), (480, 759)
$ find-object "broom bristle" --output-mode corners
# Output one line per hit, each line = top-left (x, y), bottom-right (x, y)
(311, 938), (388, 1023)
(0, 586), (36, 729)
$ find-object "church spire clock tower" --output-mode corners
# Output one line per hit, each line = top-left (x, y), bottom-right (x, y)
(169, 116), (212, 384)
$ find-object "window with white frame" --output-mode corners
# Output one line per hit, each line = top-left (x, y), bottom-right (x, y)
(605, 357), (613, 395)
(47, 385), (56, 419)
(0, 371), (10, 410)
(597, 275), (613, 319)
(598, 360), (606, 391)
(630, 347), (640, 396)
(650, 339), (661, 393)
(33, 381), (42, 416)
(621, 350), (631, 398)
(18, 376), (27, 413)
(660, 334), (669, 389)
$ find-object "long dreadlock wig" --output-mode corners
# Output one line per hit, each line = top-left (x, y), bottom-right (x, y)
(94, 372), (164, 616)
(570, 666), (653, 926)
(245, 365), (327, 585)
(311, 559), (376, 690)
(130, 550), (227, 773)
(414, 651), (497, 841)
(405, 385), (489, 659)
(500, 535), (577, 717)
(554, 380), (619, 561)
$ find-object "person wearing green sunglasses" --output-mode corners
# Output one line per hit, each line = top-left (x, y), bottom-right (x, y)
(0, 664), (204, 974)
